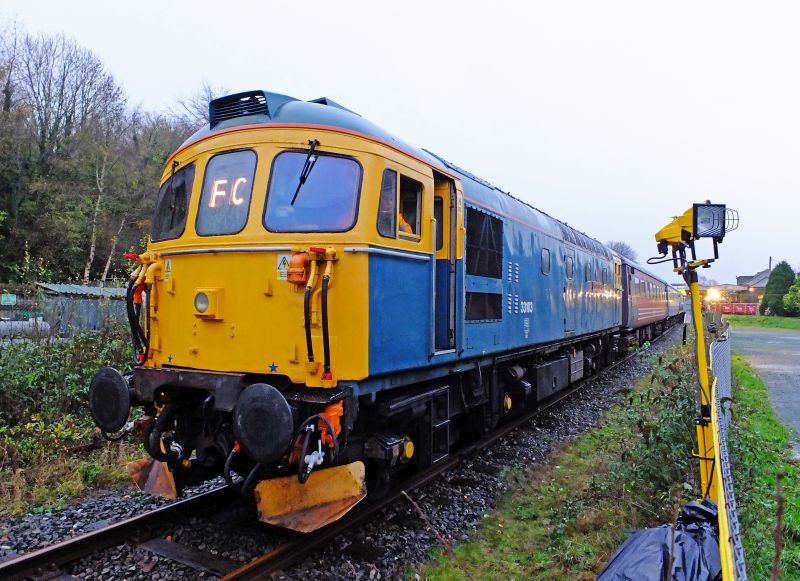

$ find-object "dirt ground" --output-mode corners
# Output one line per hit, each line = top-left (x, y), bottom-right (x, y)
(732, 326), (800, 457)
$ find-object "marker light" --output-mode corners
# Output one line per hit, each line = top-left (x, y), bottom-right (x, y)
(194, 292), (209, 313)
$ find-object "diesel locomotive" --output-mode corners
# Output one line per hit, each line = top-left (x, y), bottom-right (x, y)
(88, 90), (684, 532)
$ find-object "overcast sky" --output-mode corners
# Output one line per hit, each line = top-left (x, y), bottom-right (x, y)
(3, 0), (798, 285)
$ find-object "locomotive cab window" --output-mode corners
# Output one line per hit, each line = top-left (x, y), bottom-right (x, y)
(265, 151), (361, 232)
(151, 163), (196, 242)
(196, 150), (256, 236)
(377, 169), (397, 238)
(399, 175), (422, 240)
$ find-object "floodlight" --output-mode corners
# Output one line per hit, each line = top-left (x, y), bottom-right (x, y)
(693, 203), (726, 239)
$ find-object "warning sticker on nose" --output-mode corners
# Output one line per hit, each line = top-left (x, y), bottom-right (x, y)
(277, 254), (291, 280)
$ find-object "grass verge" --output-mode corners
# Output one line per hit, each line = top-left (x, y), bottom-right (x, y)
(724, 314), (800, 330)
(420, 344), (698, 580)
(728, 355), (800, 578)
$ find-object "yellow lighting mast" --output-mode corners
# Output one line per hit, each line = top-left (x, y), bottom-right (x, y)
(649, 202), (738, 498)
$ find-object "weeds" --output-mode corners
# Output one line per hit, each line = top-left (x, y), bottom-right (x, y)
(421, 343), (698, 580)
(0, 323), (136, 514)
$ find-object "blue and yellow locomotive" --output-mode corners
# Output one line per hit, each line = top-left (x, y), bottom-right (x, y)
(88, 90), (683, 532)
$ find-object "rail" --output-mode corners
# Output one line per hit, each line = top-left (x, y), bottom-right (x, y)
(1, 327), (681, 580)
(709, 325), (748, 580)
(0, 487), (232, 581)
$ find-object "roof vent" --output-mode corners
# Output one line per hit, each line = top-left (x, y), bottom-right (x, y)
(209, 91), (269, 128)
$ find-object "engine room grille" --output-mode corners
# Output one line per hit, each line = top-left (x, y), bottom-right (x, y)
(209, 91), (269, 128)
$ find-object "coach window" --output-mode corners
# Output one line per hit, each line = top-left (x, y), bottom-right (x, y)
(151, 163), (196, 242)
(541, 248), (551, 274)
(377, 169), (397, 238)
(566, 256), (574, 279)
(399, 175), (422, 240)
(196, 150), (256, 236)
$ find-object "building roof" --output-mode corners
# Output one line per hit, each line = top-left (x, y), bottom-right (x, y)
(736, 268), (771, 288)
(36, 283), (126, 299)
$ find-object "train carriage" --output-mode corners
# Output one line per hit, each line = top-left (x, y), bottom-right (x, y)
(89, 90), (682, 532)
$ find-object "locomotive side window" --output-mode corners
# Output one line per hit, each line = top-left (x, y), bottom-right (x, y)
(377, 169), (397, 238)
(565, 255), (574, 279)
(541, 248), (551, 274)
(196, 150), (257, 236)
(466, 207), (503, 279)
(151, 163), (196, 242)
(399, 175), (422, 239)
(466, 291), (502, 321)
(265, 151), (361, 232)
(585, 263), (591, 282)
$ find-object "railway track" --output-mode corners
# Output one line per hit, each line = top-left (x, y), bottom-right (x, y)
(0, 488), (234, 581)
(0, 328), (678, 580)
(221, 341), (637, 580)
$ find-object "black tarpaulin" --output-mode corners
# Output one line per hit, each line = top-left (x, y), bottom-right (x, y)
(597, 499), (722, 581)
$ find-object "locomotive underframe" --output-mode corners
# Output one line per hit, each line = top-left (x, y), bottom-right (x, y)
(122, 313), (681, 504)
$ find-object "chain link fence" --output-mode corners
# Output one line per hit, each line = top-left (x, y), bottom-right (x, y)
(710, 327), (748, 580)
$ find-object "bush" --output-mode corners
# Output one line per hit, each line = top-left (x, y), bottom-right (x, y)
(0, 324), (130, 426)
(760, 261), (795, 316)
(783, 274), (800, 316)
(617, 349), (698, 508)
(0, 324), (137, 514)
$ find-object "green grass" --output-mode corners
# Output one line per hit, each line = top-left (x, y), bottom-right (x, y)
(728, 356), (800, 578)
(725, 314), (800, 330)
(419, 345), (698, 580)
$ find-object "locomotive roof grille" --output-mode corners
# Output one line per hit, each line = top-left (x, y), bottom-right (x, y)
(209, 91), (270, 128)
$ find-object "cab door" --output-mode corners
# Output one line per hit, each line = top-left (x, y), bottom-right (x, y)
(433, 176), (457, 353)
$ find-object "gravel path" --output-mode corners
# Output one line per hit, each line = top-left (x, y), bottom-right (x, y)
(731, 326), (800, 457)
(0, 327), (680, 580)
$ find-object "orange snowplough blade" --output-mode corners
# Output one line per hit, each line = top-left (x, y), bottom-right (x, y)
(127, 458), (178, 500)
(255, 461), (366, 533)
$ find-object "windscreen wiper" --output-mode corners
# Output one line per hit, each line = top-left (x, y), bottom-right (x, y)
(290, 139), (320, 206)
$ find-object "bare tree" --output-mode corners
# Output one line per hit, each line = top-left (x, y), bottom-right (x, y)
(607, 240), (638, 262)
(170, 81), (228, 132)
(15, 33), (125, 170)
